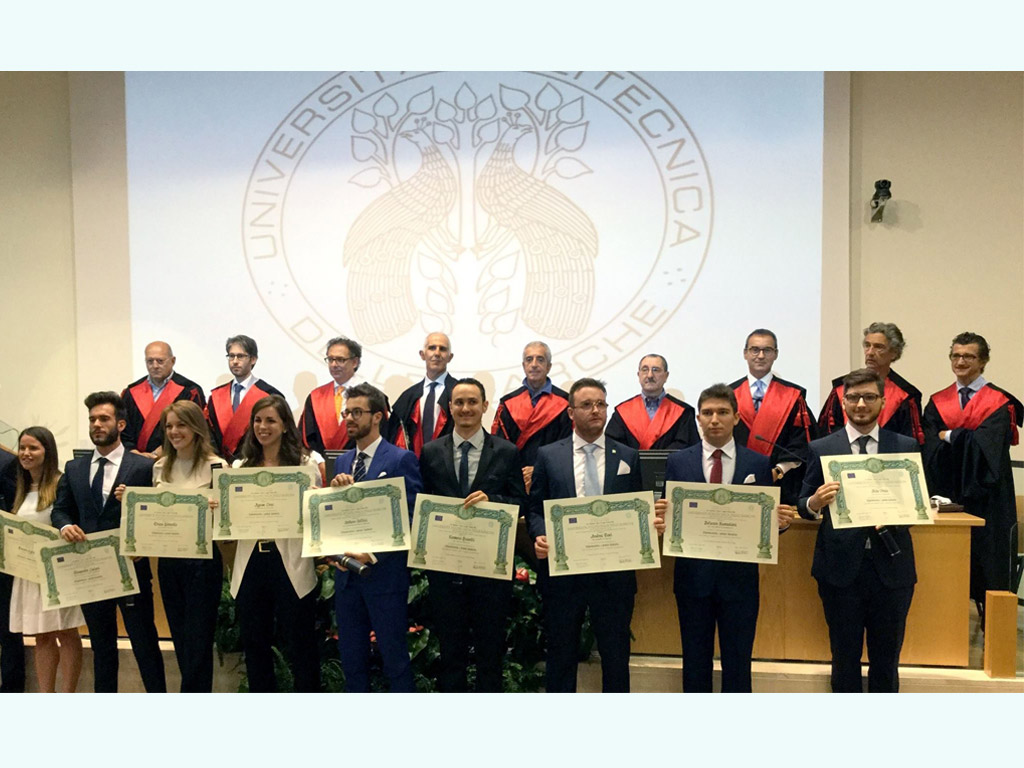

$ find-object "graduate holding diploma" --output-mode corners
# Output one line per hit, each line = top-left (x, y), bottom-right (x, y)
(655, 384), (795, 693)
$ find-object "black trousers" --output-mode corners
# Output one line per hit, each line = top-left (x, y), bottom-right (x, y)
(80, 557), (166, 692)
(675, 588), (759, 693)
(0, 572), (25, 693)
(235, 544), (319, 693)
(158, 548), (222, 693)
(542, 570), (635, 693)
(429, 572), (512, 692)
(817, 553), (914, 693)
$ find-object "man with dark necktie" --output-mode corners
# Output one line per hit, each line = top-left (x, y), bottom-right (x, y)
(385, 332), (456, 457)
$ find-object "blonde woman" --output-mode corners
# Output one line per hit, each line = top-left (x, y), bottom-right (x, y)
(9, 427), (84, 692)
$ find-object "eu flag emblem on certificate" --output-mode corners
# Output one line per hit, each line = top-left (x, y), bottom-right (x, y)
(847, 473), (856, 479)
(688, 501), (698, 508)
(434, 515), (443, 522)
(568, 517), (577, 524)
(235, 486), (243, 492)
(325, 504), (333, 511)
(140, 505), (148, 510)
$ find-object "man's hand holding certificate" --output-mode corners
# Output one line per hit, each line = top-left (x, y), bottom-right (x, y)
(408, 494), (518, 580)
(819, 451), (934, 528)
(302, 477), (410, 557)
(36, 531), (139, 610)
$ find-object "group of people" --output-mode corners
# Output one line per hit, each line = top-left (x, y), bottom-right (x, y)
(0, 322), (1018, 694)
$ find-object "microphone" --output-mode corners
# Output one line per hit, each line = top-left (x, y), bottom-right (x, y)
(330, 555), (372, 577)
(753, 435), (806, 464)
(875, 526), (901, 557)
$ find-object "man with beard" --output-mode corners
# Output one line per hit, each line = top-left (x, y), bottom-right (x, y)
(50, 392), (166, 692)
(606, 353), (698, 451)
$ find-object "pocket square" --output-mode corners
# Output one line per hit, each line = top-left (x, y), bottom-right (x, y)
(617, 460), (631, 476)
(743, 474), (756, 484)
(377, 471), (388, 478)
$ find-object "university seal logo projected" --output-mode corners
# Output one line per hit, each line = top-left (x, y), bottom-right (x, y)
(243, 71), (713, 380)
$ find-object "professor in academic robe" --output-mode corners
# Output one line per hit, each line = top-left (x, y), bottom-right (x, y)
(299, 335), (364, 455)
(527, 377), (643, 693)
(606, 353), (698, 450)
(385, 332), (456, 456)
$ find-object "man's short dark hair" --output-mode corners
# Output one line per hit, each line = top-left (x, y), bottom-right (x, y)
(638, 354), (668, 372)
(951, 331), (990, 363)
(843, 368), (885, 396)
(454, 377), (486, 401)
(326, 336), (362, 360)
(697, 383), (738, 412)
(84, 391), (127, 421)
(568, 378), (606, 407)
(744, 328), (778, 349)
(347, 383), (387, 414)
(225, 334), (258, 357)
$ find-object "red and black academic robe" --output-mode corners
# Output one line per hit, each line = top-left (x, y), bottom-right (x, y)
(490, 385), (571, 468)
(383, 378), (455, 458)
(298, 382), (356, 456)
(121, 372), (206, 453)
(923, 382), (1022, 601)
(205, 379), (284, 461)
(818, 369), (925, 445)
(605, 394), (698, 451)
(730, 376), (815, 504)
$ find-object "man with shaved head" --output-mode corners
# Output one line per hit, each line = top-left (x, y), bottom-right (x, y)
(121, 340), (205, 456)
(384, 332), (457, 457)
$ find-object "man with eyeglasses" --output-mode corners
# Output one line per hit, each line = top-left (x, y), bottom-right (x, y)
(298, 336), (365, 455)
(205, 335), (284, 461)
(120, 340), (206, 457)
(923, 332), (1022, 610)
(527, 378), (644, 692)
(384, 332), (456, 457)
(729, 329), (815, 504)
(818, 322), (925, 445)
(799, 368), (919, 692)
(606, 354), (698, 451)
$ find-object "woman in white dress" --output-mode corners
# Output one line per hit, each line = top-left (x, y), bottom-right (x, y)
(9, 427), (84, 692)
(230, 395), (323, 692)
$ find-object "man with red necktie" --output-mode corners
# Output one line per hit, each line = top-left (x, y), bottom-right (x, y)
(923, 331), (1022, 610)
(606, 353), (698, 451)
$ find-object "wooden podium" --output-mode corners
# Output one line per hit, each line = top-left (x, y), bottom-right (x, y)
(631, 513), (984, 666)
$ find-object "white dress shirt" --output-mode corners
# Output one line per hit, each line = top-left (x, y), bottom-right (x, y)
(746, 371), (774, 398)
(572, 432), (606, 497)
(232, 372), (258, 401)
(89, 443), (125, 506)
(452, 427), (485, 489)
(944, 375), (987, 443)
(355, 435), (384, 474)
(844, 422), (880, 454)
(701, 438), (736, 484)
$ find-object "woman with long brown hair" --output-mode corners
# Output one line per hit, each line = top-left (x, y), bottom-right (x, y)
(8, 426), (84, 692)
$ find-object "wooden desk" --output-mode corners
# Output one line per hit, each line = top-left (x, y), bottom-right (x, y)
(632, 513), (984, 667)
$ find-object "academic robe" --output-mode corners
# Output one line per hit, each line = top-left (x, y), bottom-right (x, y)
(730, 375), (815, 505)
(490, 384), (572, 468)
(818, 369), (924, 445)
(922, 382), (1022, 601)
(205, 379), (284, 462)
(121, 372), (206, 453)
(605, 393), (698, 451)
(383, 377), (456, 458)
(298, 382), (355, 455)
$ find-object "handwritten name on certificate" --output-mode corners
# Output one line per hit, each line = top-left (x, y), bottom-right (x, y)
(302, 478), (410, 557)
(36, 532), (139, 610)
(821, 452), (934, 529)
(408, 495), (518, 580)
(663, 481), (780, 564)
(213, 465), (318, 540)
(120, 486), (213, 559)
(0, 509), (61, 583)
(543, 491), (660, 576)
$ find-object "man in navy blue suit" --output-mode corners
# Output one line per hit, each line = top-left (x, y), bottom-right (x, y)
(50, 392), (166, 692)
(798, 368), (919, 693)
(330, 383), (423, 692)
(656, 383), (795, 692)
(526, 377), (645, 693)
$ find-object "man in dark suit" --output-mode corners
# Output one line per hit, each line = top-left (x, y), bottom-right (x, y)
(656, 383), (794, 692)
(0, 447), (25, 692)
(330, 383), (423, 692)
(527, 377), (644, 693)
(799, 368), (918, 693)
(419, 377), (528, 692)
(50, 391), (166, 693)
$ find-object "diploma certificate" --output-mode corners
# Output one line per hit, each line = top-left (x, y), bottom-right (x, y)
(663, 481), (780, 564)
(408, 495), (517, 580)
(543, 491), (659, 576)
(120, 486), (213, 558)
(213, 466), (317, 540)
(36, 532), (139, 610)
(0, 509), (61, 583)
(302, 477), (410, 556)
(821, 452), (934, 529)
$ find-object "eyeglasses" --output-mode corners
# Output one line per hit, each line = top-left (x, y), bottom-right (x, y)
(745, 347), (777, 356)
(225, 353), (251, 361)
(572, 401), (608, 412)
(843, 393), (881, 405)
(639, 366), (665, 375)
(949, 353), (979, 362)
(341, 408), (372, 419)
(325, 356), (356, 365)
(145, 358), (169, 365)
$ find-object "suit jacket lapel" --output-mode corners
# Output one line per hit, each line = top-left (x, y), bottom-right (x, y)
(471, 434), (495, 493)
(877, 429), (896, 454)
(603, 440), (620, 493)
(436, 435), (459, 491)
(73, 457), (100, 519)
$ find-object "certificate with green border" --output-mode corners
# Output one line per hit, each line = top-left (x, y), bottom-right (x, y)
(120, 486), (213, 558)
(36, 531), (139, 610)
(821, 451), (934, 529)
(408, 494), (517, 580)
(0, 509), (60, 583)
(302, 477), (409, 556)
(663, 481), (780, 564)
(212, 465), (317, 540)
(543, 491), (659, 576)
